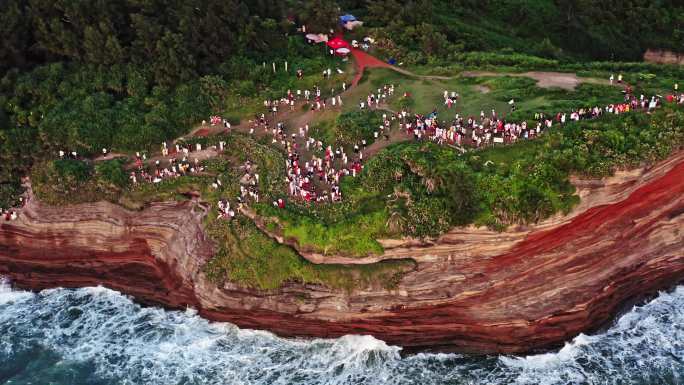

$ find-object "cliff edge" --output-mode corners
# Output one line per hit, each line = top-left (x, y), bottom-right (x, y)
(1, 151), (683, 354)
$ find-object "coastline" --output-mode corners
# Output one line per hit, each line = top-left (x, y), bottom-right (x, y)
(1, 150), (682, 354)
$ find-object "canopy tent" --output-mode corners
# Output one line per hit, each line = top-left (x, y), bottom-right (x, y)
(339, 14), (356, 23)
(326, 37), (350, 50)
(340, 13), (362, 30)
(306, 33), (328, 43)
(343, 20), (363, 30)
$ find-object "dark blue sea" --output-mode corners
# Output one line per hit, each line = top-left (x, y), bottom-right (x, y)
(1, 278), (683, 385)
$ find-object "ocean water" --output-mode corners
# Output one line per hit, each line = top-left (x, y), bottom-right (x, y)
(1, 279), (683, 385)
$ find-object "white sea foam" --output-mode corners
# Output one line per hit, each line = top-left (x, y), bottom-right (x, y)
(0, 276), (33, 305)
(496, 287), (684, 385)
(1, 283), (684, 384)
(500, 333), (598, 370)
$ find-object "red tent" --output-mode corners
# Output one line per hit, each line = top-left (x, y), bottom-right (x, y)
(326, 37), (350, 51)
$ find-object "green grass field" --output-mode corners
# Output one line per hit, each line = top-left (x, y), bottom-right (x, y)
(329, 68), (630, 124)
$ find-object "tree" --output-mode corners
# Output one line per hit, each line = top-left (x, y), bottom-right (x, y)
(200, 75), (230, 113)
(300, 0), (340, 33)
(0, 1), (32, 72)
(152, 31), (197, 86)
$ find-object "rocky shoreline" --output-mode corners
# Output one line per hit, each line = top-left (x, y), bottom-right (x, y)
(1, 151), (682, 354)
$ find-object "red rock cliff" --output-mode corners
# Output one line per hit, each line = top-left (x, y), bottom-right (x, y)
(644, 49), (684, 65)
(1, 152), (683, 354)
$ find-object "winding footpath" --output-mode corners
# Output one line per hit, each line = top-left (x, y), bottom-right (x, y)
(351, 48), (612, 90)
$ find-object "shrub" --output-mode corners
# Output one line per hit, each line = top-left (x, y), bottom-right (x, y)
(0, 181), (23, 209)
(332, 110), (383, 147)
(94, 158), (129, 188)
(31, 158), (131, 205)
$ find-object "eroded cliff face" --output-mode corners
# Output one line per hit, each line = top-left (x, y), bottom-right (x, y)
(0, 200), (212, 308)
(1, 151), (683, 354)
(644, 49), (684, 65)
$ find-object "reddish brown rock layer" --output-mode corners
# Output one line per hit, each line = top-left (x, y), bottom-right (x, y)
(644, 49), (684, 65)
(0, 153), (683, 354)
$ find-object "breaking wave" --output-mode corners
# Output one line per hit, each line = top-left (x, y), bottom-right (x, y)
(1, 280), (683, 384)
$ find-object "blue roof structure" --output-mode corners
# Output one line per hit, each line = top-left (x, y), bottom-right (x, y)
(339, 14), (356, 23)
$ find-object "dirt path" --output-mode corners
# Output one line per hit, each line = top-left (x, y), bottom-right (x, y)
(351, 48), (614, 91)
(350, 49), (393, 86)
(461, 70), (615, 90)
(350, 49), (451, 86)
(363, 127), (410, 157)
(93, 152), (128, 162)
(119, 50), (618, 173)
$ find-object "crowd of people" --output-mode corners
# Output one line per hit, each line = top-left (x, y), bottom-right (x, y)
(358, 84), (396, 110)
(237, 160), (261, 204)
(124, 61), (358, 213)
(212, 160), (261, 221)
(273, 83), (400, 205)
(125, 138), (253, 222)
(127, 142), (213, 185)
(1, 197), (25, 221)
(399, 90), (684, 149)
(5, 52), (684, 221)
(244, 110), (362, 205)
(63, 84), (684, 215)
(258, 70), (347, 125)
(282, 139), (365, 204)
(112, 84), (684, 215)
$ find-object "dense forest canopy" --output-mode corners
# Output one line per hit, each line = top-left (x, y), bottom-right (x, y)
(343, 0), (684, 62)
(3, 1), (682, 78)
(1, 0), (683, 209)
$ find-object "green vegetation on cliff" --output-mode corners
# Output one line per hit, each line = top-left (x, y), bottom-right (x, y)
(29, 133), (414, 290)
(260, 105), (684, 250)
(3, 0), (684, 289)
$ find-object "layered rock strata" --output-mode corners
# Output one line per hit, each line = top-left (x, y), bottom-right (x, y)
(644, 49), (684, 65)
(1, 151), (682, 353)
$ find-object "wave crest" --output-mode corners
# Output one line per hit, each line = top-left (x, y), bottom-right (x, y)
(1, 284), (683, 384)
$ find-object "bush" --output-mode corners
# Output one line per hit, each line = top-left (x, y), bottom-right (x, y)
(0, 181), (23, 209)
(52, 159), (91, 182)
(94, 158), (129, 188)
(332, 110), (383, 147)
(31, 158), (130, 205)
(454, 51), (558, 69)
(361, 142), (479, 237)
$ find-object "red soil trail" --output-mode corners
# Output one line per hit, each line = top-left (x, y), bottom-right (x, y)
(193, 128), (211, 137)
(351, 48), (394, 86)
(350, 48), (451, 86)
